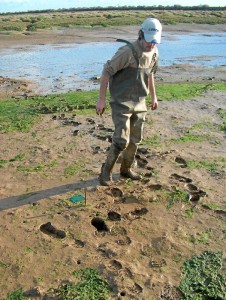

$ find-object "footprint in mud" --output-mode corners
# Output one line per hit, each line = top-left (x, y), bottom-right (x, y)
(170, 173), (192, 183)
(141, 244), (153, 257)
(151, 235), (173, 253)
(137, 147), (149, 155)
(52, 113), (66, 120)
(109, 259), (123, 271)
(111, 225), (127, 236)
(110, 225), (131, 245)
(130, 207), (148, 216)
(24, 287), (42, 298)
(72, 121), (82, 126)
(184, 183), (207, 202)
(97, 243), (117, 258)
(61, 119), (77, 126)
(132, 282), (143, 294)
(72, 129), (79, 136)
(189, 193), (201, 202)
(174, 156), (187, 168)
(97, 124), (114, 132)
(149, 258), (167, 268)
(149, 184), (163, 191)
(108, 210), (122, 221)
(144, 172), (153, 178)
(96, 123), (105, 129)
(184, 183), (199, 192)
(74, 239), (85, 248)
(91, 145), (109, 154)
(86, 118), (96, 125)
(91, 145), (101, 154)
(118, 268), (134, 285)
(161, 284), (183, 299)
(116, 235), (132, 245)
(95, 134), (112, 142)
(135, 154), (149, 168)
(110, 187), (124, 197)
(40, 222), (66, 239)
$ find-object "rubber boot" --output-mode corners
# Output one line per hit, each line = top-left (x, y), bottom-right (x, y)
(120, 143), (142, 180)
(99, 144), (121, 186)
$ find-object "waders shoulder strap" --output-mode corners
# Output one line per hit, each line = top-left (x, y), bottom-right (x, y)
(116, 39), (139, 66)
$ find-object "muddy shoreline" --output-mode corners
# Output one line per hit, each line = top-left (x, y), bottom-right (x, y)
(1, 23), (226, 98)
(2, 23), (226, 50)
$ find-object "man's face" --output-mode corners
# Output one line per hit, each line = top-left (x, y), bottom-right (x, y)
(140, 39), (157, 52)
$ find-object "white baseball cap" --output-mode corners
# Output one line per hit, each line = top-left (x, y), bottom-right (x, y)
(141, 18), (162, 43)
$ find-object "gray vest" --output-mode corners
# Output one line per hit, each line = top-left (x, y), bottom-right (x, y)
(109, 39), (157, 105)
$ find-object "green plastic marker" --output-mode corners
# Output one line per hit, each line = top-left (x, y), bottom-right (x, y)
(69, 194), (85, 203)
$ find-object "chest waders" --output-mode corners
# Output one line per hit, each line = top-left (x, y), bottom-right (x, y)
(100, 40), (155, 186)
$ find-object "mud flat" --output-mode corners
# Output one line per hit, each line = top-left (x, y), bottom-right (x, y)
(0, 24), (225, 299)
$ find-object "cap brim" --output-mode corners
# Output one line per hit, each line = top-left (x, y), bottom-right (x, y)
(143, 33), (161, 43)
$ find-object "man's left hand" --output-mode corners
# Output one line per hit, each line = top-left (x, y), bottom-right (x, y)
(151, 99), (158, 110)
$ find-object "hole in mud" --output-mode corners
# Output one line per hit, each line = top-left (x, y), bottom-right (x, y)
(91, 217), (109, 232)
(120, 291), (126, 296)
(77, 260), (81, 264)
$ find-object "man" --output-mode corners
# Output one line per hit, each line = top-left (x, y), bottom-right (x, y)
(96, 18), (162, 186)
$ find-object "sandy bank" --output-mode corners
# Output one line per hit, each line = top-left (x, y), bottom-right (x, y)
(1, 23), (226, 50)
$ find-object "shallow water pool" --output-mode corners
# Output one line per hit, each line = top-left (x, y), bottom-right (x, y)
(0, 32), (225, 94)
